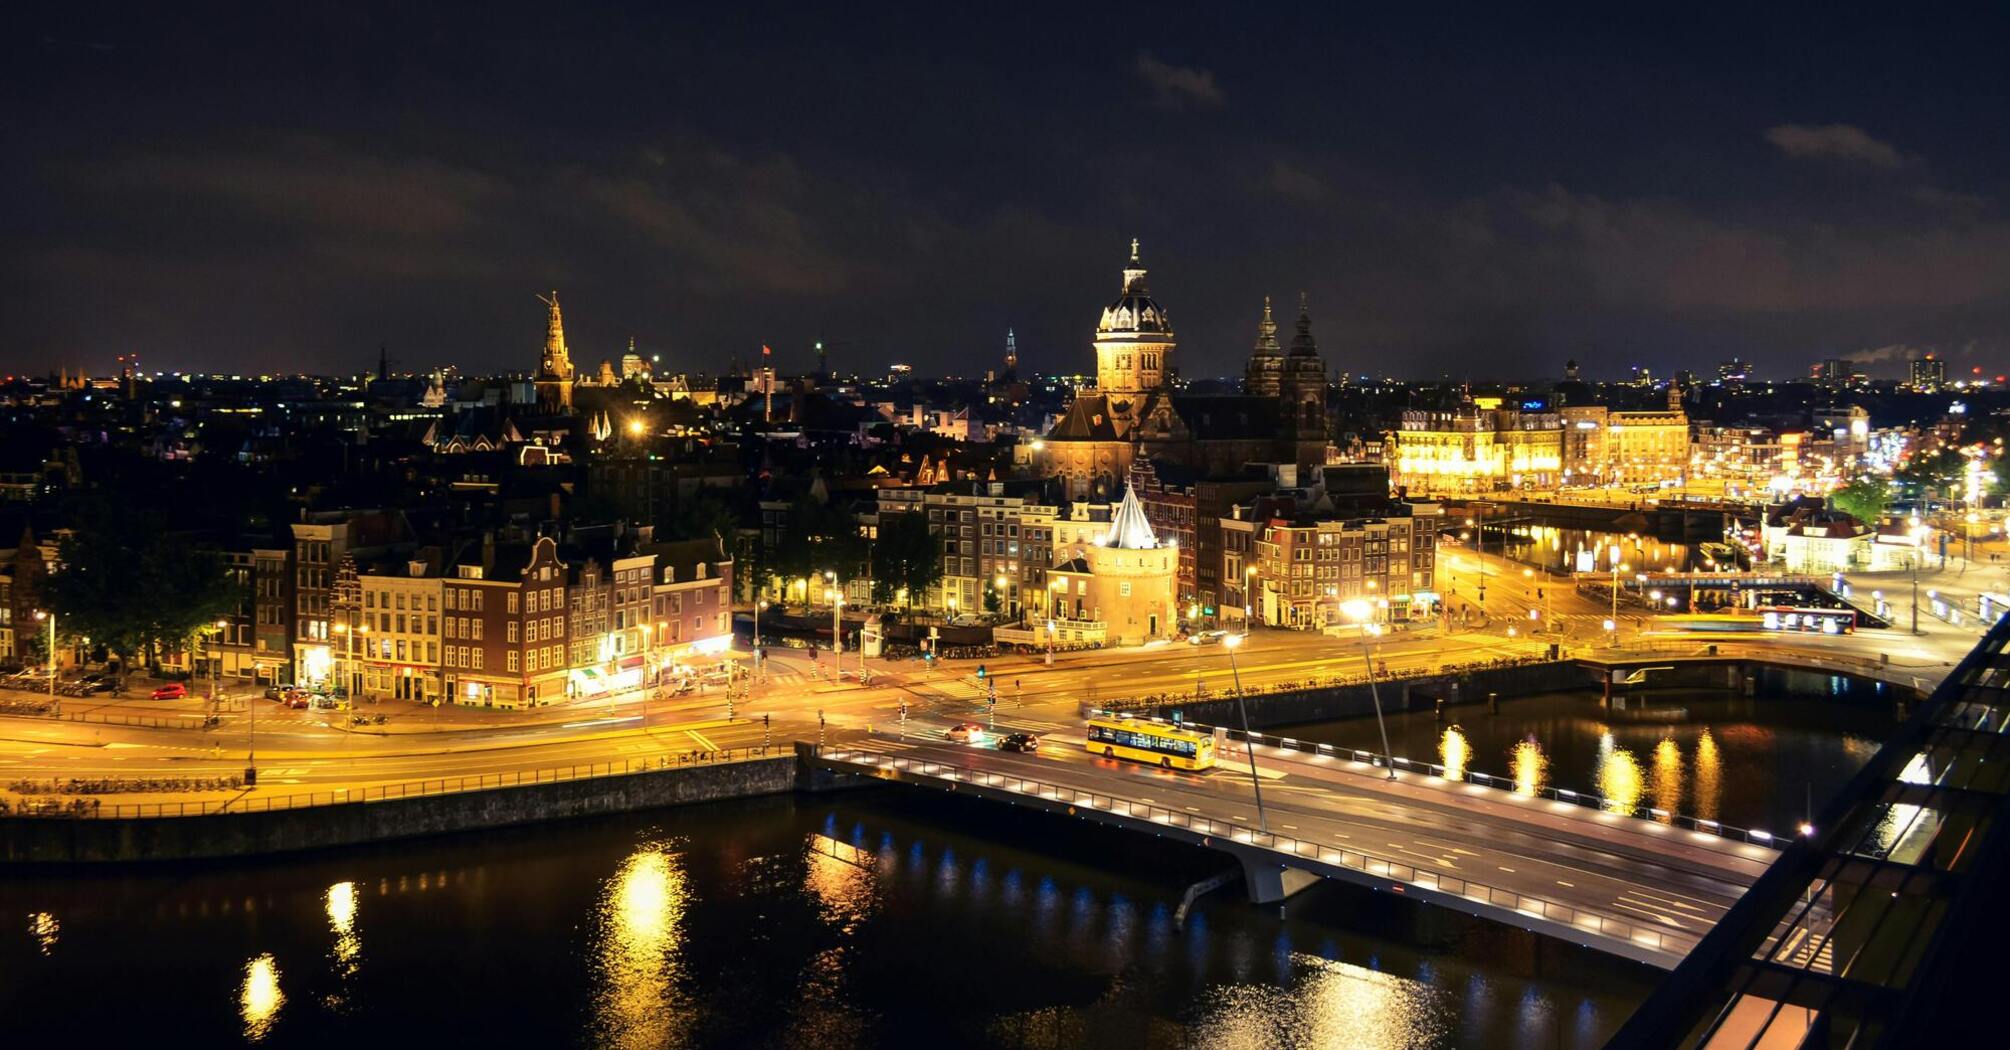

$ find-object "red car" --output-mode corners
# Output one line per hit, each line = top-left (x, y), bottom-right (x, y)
(150, 683), (188, 700)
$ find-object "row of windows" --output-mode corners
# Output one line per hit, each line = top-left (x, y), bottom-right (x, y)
(445, 645), (484, 671)
(1088, 724), (1199, 757)
(365, 591), (441, 612)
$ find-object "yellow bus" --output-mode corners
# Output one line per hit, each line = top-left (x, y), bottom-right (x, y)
(1085, 716), (1217, 771)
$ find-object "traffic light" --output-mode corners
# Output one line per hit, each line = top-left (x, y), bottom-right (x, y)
(976, 664), (987, 679)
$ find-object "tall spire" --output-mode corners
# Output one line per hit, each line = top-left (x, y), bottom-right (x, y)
(1121, 238), (1149, 294)
(1253, 296), (1281, 356)
(538, 290), (571, 379)
(1004, 328), (1018, 372)
(1288, 291), (1317, 356)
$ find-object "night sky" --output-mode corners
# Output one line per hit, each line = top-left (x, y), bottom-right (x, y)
(7, 3), (2009, 382)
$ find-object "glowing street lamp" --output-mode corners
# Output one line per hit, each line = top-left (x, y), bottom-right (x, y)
(1340, 598), (1397, 780)
(1222, 632), (1268, 832)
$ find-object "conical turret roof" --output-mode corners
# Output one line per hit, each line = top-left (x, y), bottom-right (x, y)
(1103, 483), (1160, 549)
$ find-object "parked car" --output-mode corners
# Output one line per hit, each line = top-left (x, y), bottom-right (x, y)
(945, 722), (984, 743)
(150, 683), (188, 701)
(997, 732), (1041, 753)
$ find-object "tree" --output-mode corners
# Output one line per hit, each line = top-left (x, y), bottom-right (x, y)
(1897, 448), (1967, 499)
(665, 492), (738, 545)
(771, 494), (865, 609)
(1829, 478), (1892, 525)
(43, 499), (239, 672)
(870, 511), (943, 609)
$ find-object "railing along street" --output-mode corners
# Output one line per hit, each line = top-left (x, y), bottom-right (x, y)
(820, 747), (1693, 959)
(2, 747), (779, 819)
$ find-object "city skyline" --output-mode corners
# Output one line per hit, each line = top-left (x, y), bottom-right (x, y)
(8, 5), (2010, 379)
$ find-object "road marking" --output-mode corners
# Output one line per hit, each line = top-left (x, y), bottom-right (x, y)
(1498, 866), (1516, 873)
(1556, 880), (1576, 888)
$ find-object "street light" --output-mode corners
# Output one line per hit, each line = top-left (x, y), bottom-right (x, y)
(33, 610), (55, 715)
(1340, 599), (1397, 781)
(1222, 632), (1268, 832)
(1045, 618), (1056, 666)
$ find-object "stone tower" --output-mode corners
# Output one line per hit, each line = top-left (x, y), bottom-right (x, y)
(1281, 292), (1327, 440)
(534, 290), (574, 413)
(1243, 296), (1283, 397)
(1093, 239), (1175, 430)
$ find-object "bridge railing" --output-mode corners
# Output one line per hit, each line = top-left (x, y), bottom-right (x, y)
(1093, 709), (1786, 850)
(0, 747), (780, 819)
(823, 748), (1694, 960)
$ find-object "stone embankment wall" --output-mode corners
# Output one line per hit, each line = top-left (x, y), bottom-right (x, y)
(1137, 661), (1603, 728)
(0, 757), (798, 865)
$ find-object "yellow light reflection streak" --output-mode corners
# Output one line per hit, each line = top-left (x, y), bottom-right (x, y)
(240, 953), (283, 1041)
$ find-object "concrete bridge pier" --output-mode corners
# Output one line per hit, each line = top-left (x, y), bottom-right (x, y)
(1235, 852), (1321, 905)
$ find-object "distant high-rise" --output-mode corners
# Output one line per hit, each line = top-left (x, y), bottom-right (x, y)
(1003, 328), (1018, 375)
(1717, 358), (1751, 385)
(534, 291), (574, 413)
(1909, 355), (1946, 392)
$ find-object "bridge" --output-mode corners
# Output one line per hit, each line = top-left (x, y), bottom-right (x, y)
(802, 719), (1782, 969)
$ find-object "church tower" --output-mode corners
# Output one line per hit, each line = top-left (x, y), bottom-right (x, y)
(534, 290), (574, 413)
(1281, 292), (1327, 440)
(1004, 328), (1019, 376)
(1093, 239), (1175, 428)
(1243, 296), (1283, 397)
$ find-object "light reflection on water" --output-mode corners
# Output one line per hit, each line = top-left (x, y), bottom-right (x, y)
(1511, 737), (1548, 796)
(1694, 728), (1722, 821)
(1439, 725), (1471, 782)
(27, 911), (58, 956)
(590, 843), (692, 1050)
(239, 953), (283, 1042)
(1595, 732), (1644, 813)
(1186, 952), (1452, 1050)
(5, 795), (1648, 1049)
(1651, 738), (1683, 821)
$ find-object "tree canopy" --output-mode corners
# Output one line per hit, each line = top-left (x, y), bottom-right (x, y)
(770, 494), (866, 606)
(43, 499), (239, 670)
(1828, 478), (1892, 525)
(870, 511), (943, 608)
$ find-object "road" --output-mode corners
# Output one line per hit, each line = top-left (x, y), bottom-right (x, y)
(829, 724), (1772, 956)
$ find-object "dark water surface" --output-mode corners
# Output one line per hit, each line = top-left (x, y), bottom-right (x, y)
(1, 790), (1655, 1048)
(1276, 667), (1901, 834)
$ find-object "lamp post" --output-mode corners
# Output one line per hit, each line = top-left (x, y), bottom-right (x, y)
(210, 618), (227, 708)
(1045, 618), (1056, 666)
(1909, 522), (1926, 635)
(1340, 599), (1398, 780)
(1222, 632), (1268, 833)
(34, 610), (55, 716)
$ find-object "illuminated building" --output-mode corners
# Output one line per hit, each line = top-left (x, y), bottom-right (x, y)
(1908, 355), (1945, 392)
(1388, 400), (1562, 492)
(1040, 242), (1328, 497)
(1046, 485), (1178, 646)
(534, 290), (575, 413)
(1219, 500), (1442, 628)
(1557, 385), (1690, 486)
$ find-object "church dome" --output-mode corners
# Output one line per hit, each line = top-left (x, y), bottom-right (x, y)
(1097, 239), (1174, 337)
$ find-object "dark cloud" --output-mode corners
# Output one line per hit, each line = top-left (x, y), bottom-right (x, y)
(1764, 123), (1909, 169)
(5, 4), (2010, 380)
(1133, 51), (1225, 110)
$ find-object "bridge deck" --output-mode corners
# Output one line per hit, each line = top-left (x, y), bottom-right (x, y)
(811, 734), (1778, 968)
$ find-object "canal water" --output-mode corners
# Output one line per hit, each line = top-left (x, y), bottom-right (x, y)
(1494, 524), (1731, 575)
(0, 791), (1655, 1048)
(1276, 668), (1899, 835)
